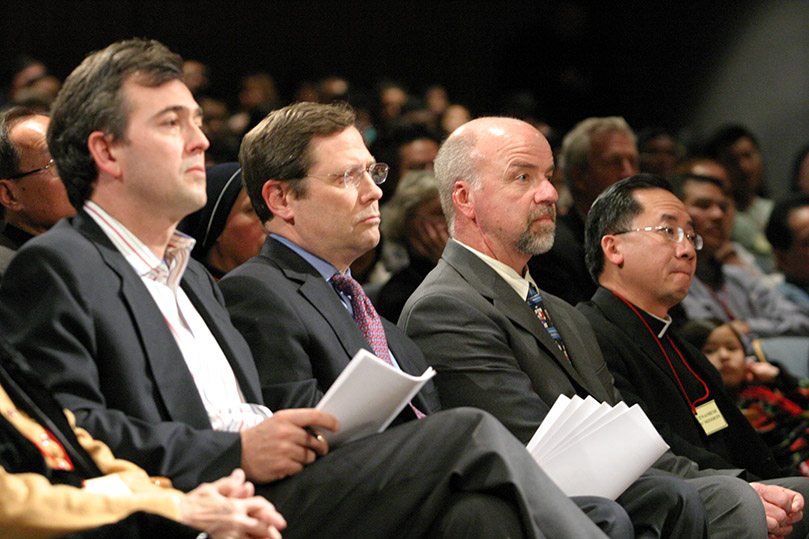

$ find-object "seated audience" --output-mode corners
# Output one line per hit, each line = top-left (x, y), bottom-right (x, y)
(399, 116), (795, 538)
(706, 125), (776, 272)
(767, 194), (809, 309)
(0, 106), (75, 276)
(219, 100), (645, 538)
(578, 174), (809, 539)
(637, 127), (684, 177)
(671, 173), (809, 339)
(0, 336), (283, 539)
(0, 40), (632, 539)
(682, 318), (809, 477)
(376, 170), (448, 321)
(180, 162), (266, 279)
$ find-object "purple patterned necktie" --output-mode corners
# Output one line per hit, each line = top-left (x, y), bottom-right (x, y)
(330, 272), (425, 418)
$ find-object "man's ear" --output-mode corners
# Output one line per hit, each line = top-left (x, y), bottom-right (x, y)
(262, 179), (294, 222)
(452, 180), (475, 222)
(87, 131), (123, 179)
(601, 234), (624, 267)
(0, 180), (21, 211)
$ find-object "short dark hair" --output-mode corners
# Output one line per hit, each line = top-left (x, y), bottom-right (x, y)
(704, 124), (759, 158)
(680, 317), (734, 351)
(584, 174), (673, 283)
(766, 193), (809, 251)
(47, 38), (183, 210)
(239, 101), (356, 223)
(668, 173), (726, 201)
(0, 106), (40, 179)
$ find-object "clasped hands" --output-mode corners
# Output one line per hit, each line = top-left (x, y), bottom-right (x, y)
(750, 482), (804, 539)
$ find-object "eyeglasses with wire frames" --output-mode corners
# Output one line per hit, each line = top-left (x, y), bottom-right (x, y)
(8, 158), (58, 180)
(307, 162), (389, 189)
(613, 225), (703, 251)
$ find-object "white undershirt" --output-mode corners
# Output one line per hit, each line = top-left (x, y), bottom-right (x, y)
(85, 201), (271, 432)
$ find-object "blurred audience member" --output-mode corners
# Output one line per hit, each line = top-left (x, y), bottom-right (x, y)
(182, 60), (210, 97)
(638, 127), (684, 177)
(424, 84), (449, 118)
(706, 125), (775, 272)
(180, 163), (266, 279)
(682, 318), (809, 477)
(317, 76), (350, 103)
(673, 157), (769, 279)
(0, 107), (74, 276)
(377, 170), (448, 321)
(200, 97), (239, 165)
(527, 116), (638, 305)
(229, 72), (280, 136)
(791, 145), (809, 195)
(439, 103), (472, 138)
(767, 195), (809, 309)
(672, 173), (809, 339)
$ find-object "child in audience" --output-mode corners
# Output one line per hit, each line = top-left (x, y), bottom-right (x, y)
(682, 318), (809, 476)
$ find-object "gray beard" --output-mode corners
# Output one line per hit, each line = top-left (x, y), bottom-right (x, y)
(516, 223), (555, 255)
(515, 205), (556, 255)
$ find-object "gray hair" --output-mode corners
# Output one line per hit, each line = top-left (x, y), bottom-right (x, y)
(560, 116), (635, 194)
(433, 128), (480, 235)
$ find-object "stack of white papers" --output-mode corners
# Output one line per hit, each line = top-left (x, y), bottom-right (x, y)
(315, 349), (435, 447)
(527, 395), (669, 500)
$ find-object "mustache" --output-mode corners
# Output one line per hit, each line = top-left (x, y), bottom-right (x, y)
(528, 204), (556, 223)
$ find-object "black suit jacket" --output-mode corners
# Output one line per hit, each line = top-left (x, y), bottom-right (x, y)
(218, 236), (440, 417)
(578, 287), (781, 480)
(400, 239), (619, 444)
(0, 210), (262, 490)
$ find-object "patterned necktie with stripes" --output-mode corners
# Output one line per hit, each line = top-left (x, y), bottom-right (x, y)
(526, 283), (570, 362)
(330, 273), (426, 418)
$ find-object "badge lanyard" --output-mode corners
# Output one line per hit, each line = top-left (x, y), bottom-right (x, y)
(614, 293), (710, 414)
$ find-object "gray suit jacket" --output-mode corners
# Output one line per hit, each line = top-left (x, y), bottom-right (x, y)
(399, 239), (620, 444)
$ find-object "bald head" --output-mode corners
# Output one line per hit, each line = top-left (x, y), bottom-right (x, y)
(435, 117), (557, 273)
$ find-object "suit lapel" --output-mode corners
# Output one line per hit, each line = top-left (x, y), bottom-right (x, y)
(74, 213), (212, 429)
(443, 241), (593, 389)
(181, 265), (262, 404)
(268, 239), (373, 360)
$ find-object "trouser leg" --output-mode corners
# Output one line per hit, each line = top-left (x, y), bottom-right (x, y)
(573, 495), (634, 539)
(426, 492), (525, 539)
(686, 474), (767, 539)
(617, 469), (708, 538)
(257, 408), (609, 539)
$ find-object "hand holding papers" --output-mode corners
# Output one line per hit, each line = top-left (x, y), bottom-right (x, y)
(315, 349), (435, 447)
(527, 395), (669, 500)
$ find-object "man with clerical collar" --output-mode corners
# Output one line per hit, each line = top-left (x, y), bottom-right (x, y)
(0, 39), (627, 539)
(0, 106), (74, 276)
(578, 173), (809, 539)
(219, 100), (638, 538)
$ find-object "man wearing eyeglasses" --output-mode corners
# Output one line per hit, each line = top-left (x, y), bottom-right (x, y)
(0, 106), (74, 275)
(578, 174), (809, 539)
(0, 43), (630, 539)
(218, 101), (643, 538)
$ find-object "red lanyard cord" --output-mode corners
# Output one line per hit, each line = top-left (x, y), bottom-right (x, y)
(613, 293), (710, 413)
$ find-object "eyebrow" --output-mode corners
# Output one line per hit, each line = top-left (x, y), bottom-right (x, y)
(507, 162), (555, 176)
(660, 213), (696, 230)
(152, 105), (204, 120)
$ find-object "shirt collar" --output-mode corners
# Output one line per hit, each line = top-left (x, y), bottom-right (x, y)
(454, 239), (536, 300)
(84, 201), (195, 289)
(271, 233), (348, 281)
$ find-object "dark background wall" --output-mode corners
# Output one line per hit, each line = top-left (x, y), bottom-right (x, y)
(2, 0), (807, 193)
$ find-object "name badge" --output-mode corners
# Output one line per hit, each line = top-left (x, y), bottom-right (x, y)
(695, 400), (728, 436)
